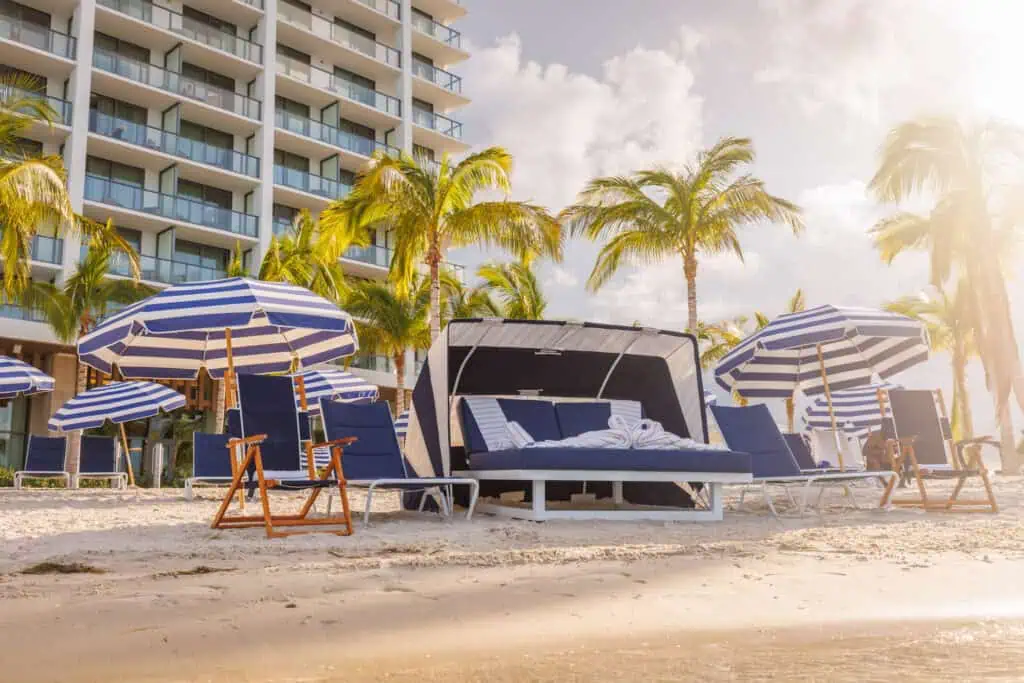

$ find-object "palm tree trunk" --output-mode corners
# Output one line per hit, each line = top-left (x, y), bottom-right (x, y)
(394, 352), (406, 415)
(997, 399), (1019, 474)
(428, 243), (442, 342)
(951, 347), (974, 440)
(683, 253), (698, 333)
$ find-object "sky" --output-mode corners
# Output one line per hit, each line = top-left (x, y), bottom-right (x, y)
(446, 0), (1024, 434)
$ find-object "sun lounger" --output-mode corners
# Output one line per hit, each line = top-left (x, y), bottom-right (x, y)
(319, 400), (480, 525)
(711, 404), (895, 516)
(185, 432), (237, 500)
(878, 389), (998, 512)
(72, 436), (128, 489)
(14, 435), (70, 489)
(211, 374), (356, 538)
(459, 397), (753, 521)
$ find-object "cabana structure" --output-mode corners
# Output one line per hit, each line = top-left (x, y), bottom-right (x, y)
(403, 319), (753, 521)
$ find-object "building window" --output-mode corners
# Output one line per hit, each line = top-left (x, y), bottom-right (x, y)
(175, 239), (229, 271)
(333, 66), (374, 92)
(274, 148), (308, 172)
(86, 156), (145, 187)
(413, 144), (435, 162)
(181, 62), (234, 92)
(180, 120), (233, 150)
(276, 43), (310, 64)
(8, 137), (42, 158)
(90, 94), (145, 124)
(94, 32), (149, 62)
(275, 95), (309, 118)
(182, 6), (236, 36)
(0, 0), (50, 28)
(177, 179), (232, 209)
(338, 117), (374, 140)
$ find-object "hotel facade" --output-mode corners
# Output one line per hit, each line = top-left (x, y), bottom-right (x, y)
(0, 0), (469, 469)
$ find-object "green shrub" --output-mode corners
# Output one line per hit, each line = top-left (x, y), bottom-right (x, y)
(0, 466), (13, 487)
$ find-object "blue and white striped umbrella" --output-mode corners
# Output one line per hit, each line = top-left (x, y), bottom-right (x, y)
(803, 382), (900, 437)
(714, 305), (927, 399)
(704, 390), (717, 406)
(77, 278), (358, 380)
(0, 356), (55, 399)
(48, 381), (186, 432)
(394, 410), (409, 440)
(293, 368), (378, 415)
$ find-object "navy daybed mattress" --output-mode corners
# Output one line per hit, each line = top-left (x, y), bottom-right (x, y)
(469, 447), (752, 473)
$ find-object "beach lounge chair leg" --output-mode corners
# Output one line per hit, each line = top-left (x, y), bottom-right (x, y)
(738, 486), (749, 511)
(466, 480), (480, 521)
(979, 466), (999, 513)
(612, 481), (624, 506)
(364, 483), (377, 526)
(761, 482), (779, 518)
(532, 480), (547, 520)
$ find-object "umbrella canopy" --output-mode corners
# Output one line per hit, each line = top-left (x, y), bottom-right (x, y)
(48, 381), (186, 432)
(0, 356), (55, 399)
(77, 278), (358, 380)
(394, 410), (409, 440)
(714, 305), (928, 398)
(803, 382), (900, 437)
(292, 368), (378, 415)
(704, 390), (717, 406)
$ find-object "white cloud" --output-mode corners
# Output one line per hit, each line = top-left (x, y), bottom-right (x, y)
(544, 265), (579, 289)
(461, 32), (704, 210)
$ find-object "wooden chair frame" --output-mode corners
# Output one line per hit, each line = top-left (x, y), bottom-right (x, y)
(877, 389), (998, 513)
(211, 434), (357, 538)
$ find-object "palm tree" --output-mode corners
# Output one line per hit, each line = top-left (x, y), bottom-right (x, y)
(559, 137), (804, 333)
(477, 260), (547, 320)
(886, 286), (977, 440)
(0, 73), (76, 301)
(441, 276), (501, 321)
(343, 276), (431, 414)
(869, 117), (1022, 471)
(323, 148), (563, 341)
(258, 209), (356, 304)
(23, 227), (155, 395)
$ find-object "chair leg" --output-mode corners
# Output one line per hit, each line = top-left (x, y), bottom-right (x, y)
(979, 467), (999, 513)
(738, 486), (749, 511)
(466, 481), (480, 520)
(253, 451), (277, 539)
(762, 482), (779, 518)
(364, 484), (376, 527)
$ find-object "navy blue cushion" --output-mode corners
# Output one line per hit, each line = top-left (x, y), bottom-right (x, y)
(80, 436), (118, 474)
(237, 374), (302, 471)
(193, 433), (233, 478)
(710, 404), (801, 478)
(497, 398), (561, 442)
(555, 402), (613, 437)
(24, 435), (66, 472)
(469, 447), (751, 474)
(459, 399), (490, 454)
(320, 400), (406, 480)
(783, 433), (816, 470)
(889, 390), (949, 466)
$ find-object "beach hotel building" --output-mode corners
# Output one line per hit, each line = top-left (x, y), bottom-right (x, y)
(0, 0), (470, 469)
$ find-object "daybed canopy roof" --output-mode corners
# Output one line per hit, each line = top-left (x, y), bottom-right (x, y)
(404, 319), (708, 478)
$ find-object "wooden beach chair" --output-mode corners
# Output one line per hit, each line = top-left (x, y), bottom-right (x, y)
(14, 436), (70, 488)
(878, 389), (998, 512)
(73, 436), (128, 489)
(211, 374), (356, 538)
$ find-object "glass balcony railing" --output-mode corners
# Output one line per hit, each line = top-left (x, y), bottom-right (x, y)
(237, 0), (263, 8)
(274, 109), (397, 158)
(0, 303), (47, 323)
(93, 48), (262, 120)
(30, 234), (63, 264)
(276, 55), (401, 116)
(97, 0), (262, 63)
(356, 0), (400, 20)
(343, 243), (392, 267)
(272, 217), (292, 235)
(411, 60), (462, 93)
(97, 249), (226, 284)
(0, 16), (76, 59)
(274, 165), (351, 200)
(411, 14), (461, 48)
(412, 108), (463, 139)
(83, 174), (259, 237)
(2, 88), (73, 126)
(89, 110), (260, 177)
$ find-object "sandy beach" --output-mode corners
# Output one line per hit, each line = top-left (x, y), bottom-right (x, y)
(3, 478), (1024, 682)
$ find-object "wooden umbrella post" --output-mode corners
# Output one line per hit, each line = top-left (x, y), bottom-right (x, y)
(223, 328), (244, 510)
(295, 374), (316, 479)
(118, 422), (136, 487)
(817, 343), (845, 470)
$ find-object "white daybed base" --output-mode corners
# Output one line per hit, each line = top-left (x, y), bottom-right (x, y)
(460, 469), (752, 522)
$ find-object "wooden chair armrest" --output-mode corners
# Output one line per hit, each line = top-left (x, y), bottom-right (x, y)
(312, 437), (358, 450)
(227, 434), (267, 449)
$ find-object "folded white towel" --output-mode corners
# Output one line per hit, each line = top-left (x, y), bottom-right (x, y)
(526, 426), (632, 449)
(506, 421), (534, 449)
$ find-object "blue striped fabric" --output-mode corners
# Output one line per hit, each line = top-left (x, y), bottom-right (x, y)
(803, 382), (900, 437)
(48, 381), (186, 432)
(77, 278), (358, 379)
(0, 356), (55, 399)
(292, 368), (378, 415)
(394, 410), (409, 440)
(704, 390), (717, 406)
(714, 305), (927, 398)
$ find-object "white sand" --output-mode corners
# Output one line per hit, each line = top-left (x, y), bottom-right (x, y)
(2, 477), (1024, 681)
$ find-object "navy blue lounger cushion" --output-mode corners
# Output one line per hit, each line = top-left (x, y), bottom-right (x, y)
(24, 435), (66, 472)
(193, 433), (234, 478)
(496, 398), (561, 443)
(80, 436), (118, 474)
(711, 404), (802, 478)
(320, 400), (406, 480)
(470, 447), (751, 474)
(782, 433), (817, 470)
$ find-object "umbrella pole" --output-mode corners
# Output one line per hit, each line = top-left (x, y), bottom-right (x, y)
(817, 343), (845, 470)
(118, 423), (136, 487)
(223, 329), (244, 510)
(295, 375), (316, 479)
